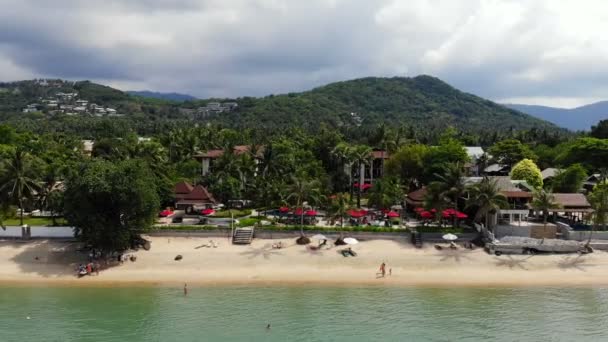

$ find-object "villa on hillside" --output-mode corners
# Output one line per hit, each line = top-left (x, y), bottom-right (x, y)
(194, 146), (264, 176)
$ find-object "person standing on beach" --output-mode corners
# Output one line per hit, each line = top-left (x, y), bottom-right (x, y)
(379, 262), (386, 277)
(184, 283), (188, 296)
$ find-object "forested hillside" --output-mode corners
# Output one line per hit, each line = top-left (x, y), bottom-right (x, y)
(0, 76), (560, 140)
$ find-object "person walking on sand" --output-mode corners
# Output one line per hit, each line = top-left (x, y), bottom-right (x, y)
(379, 262), (386, 277)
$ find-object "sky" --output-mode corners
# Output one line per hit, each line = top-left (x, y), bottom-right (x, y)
(1, 0), (608, 108)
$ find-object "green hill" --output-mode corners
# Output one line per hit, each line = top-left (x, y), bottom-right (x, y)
(0, 76), (559, 135)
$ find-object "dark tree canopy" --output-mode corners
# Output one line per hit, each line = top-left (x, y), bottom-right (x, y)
(64, 159), (159, 251)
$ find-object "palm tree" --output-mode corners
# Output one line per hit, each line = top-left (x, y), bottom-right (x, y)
(466, 177), (508, 233)
(287, 176), (321, 244)
(428, 163), (467, 226)
(424, 182), (448, 225)
(351, 145), (373, 208)
(588, 183), (608, 246)
(327, 193), (350, 229)
(0, 149), (40, 226)
(332, 142), (354, 194)
(531, 189), (560, 229)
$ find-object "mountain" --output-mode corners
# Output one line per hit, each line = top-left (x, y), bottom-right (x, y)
(1, 76), (559, 135)
(505, 102), (608, 131)
(213, 75), (558, 132)
(127, 90), (197, 102)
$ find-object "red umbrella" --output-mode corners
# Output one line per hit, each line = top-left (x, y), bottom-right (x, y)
(279, 206), (290, 213)
(353, 182), (360, 188)
(201, 208), (215, 216)
(442, 210), (452, 219)
(361, 183), (372, 190)
(159, 209), (173, 217)
(415, 207), (424, 212)
(430, 208), (437, 213)
(305, 210), (317, 216)
(294, 208), (303, 216)
(420, 211), (433, 219)
(455, 211), (468, 219)
(348, 209), (364, 218)
(387, 211), (400, 218)
(444, 208), (457, 215)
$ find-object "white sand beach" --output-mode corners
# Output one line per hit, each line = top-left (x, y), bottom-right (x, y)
(1, 237), (608, 287)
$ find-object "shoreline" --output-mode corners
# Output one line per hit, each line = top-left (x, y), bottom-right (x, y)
(2, 237), (608, 288)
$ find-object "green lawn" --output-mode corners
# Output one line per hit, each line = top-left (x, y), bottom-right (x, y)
(2, 217), (67, 226)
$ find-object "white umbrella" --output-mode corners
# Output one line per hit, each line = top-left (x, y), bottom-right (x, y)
(343, 237), (359, 245)
(311, 234), (328, 241)
(442, 233), (458, 241)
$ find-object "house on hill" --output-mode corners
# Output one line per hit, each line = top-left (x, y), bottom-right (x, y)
(194, 146), (264, 176)
(173, 181), (216, 211)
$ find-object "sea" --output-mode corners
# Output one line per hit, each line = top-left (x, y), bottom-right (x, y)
(1, 286), (608, 341)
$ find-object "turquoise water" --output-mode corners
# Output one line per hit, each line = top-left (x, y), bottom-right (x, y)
(2, 286), (608, 341)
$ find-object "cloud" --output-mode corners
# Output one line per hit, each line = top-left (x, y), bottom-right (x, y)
(0, 0), (607, 106)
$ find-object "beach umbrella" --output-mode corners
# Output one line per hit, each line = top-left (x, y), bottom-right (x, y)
(343, 237), (359, 245)
(415, 207), (424, 213)
(442, 233), (458, 241)
(353, 182), (360, 188)
(305, 210), (317, 217)
(159, 209), (173, 217)
(311, 234), (328, 241)
(201, 208), (215, 216)
(279, 206), (290, 213)
(361, 183), (372, 190)
(455, 211), (468, 219)
(348, 209), (364, 218)
(386, 211), (400, 218)
(420, 211), (433, 219)
(294, 208), (303, 216)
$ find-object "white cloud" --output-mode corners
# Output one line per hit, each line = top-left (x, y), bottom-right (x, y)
(0, 0), (607, 106)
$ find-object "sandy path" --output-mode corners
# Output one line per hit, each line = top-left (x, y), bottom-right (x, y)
(0, 237), (607, 287)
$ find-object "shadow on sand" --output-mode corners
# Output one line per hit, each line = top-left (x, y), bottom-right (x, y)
(4, 240), (86, 278)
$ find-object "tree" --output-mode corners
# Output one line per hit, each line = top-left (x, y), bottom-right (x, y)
(558, 137), (608, 170)
(327, 193), (350, 230)
(590, 119), (608, 139)
(367, 177), (403, 209)
(350, 145), (373, 208)
(531, 189), (560, 229)
(510, 158), (543, 189)
(0, 148), (40, 225)
(588, 182), (608, 245)
(431, 163), (467, 210)
(385, 144), (430, 189)
(63, 160), (159, 251)
(551, 164), (587, 193)
(489, 139), (537, 166)
(286, 176), (322, 244)
(466, 177), (508, 232)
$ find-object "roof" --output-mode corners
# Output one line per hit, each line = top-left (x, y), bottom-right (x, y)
(406, 187), (427, 202)
(553, 193), (591, 208)
(371, 150), (389, 159)
(541, 168), (561, 180)
(465, 146), (484, 160)
(195, 145), (264, 159)
(465, 176), (533, 198)
(174, 181), (194, 195)
(174, 182), (216, 204)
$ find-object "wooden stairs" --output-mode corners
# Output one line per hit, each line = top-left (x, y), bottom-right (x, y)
(233, 227), (254, 245)
(412, 231), (423, 248)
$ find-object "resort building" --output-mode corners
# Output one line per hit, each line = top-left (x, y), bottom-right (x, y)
(464, 146), (485, 176)
(483, 164), (510, 176)
(173, 181), (216, 211)
(194, 145), (264, 176)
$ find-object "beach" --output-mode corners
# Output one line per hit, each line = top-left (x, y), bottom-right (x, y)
(1, 237), (607, 287)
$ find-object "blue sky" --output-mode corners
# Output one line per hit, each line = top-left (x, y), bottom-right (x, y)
(1, 0), (607, 107)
